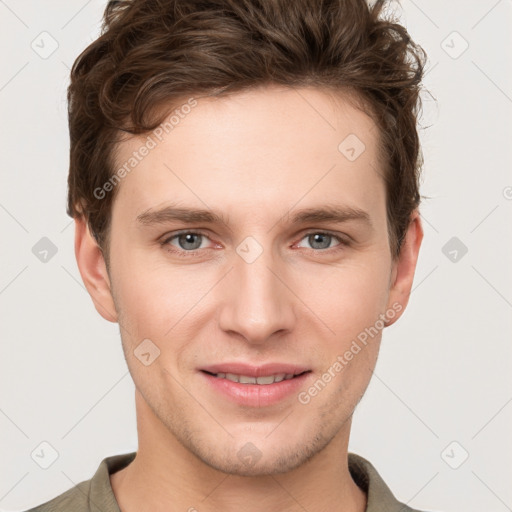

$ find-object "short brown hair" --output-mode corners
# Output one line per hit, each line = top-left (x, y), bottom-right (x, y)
(66, 0), (427, 262)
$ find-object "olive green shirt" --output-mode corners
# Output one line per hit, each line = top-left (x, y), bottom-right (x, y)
(25, 451), (433, 511)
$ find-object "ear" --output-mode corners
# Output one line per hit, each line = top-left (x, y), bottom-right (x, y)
(74, 217), (118, 323)
(385, 210), (424, 327)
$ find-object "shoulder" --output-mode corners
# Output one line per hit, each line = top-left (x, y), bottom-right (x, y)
(24, 479), (91, 512)
(348, 452), (442, 512)
(23, 451), (136, 512)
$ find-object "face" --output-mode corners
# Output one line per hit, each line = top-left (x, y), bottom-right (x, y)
(77, 85), (421, 476)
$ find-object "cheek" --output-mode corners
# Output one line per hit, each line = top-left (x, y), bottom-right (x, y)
(297, 258), (391, 339)
(111, 269), (201, 391)
(110, 253), (213, 350)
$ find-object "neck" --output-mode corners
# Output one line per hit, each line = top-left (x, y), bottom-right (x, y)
(110, 390), (367, 512)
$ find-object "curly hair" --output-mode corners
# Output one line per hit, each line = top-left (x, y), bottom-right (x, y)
(66, 0), (427, 261)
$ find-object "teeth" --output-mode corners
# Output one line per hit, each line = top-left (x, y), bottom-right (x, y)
(239, 375), (257, 384)
(257, 375), (279, 385)
(215, 372), (294, 384)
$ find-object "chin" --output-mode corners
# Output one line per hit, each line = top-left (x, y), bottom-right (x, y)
(185, 430), (332, 477)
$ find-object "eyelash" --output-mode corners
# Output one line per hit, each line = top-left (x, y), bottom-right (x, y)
(160, 230), (349, 258)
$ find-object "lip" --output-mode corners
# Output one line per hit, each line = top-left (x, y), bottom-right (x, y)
(200, 362), (311, 378)
(199, 362), (312, 407)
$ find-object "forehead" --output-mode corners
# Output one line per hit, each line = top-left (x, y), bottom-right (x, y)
(110, 85), (385, 227)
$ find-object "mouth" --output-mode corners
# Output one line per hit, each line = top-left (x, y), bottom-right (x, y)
(201, 370), (310, 385)
(198, 363), (313, 407)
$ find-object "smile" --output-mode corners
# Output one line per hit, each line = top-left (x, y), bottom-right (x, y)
(203, 371), (307, 385)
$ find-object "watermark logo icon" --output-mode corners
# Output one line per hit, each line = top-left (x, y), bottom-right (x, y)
(134, 338), (161, 366)
(441, 31), (469, 59)
(338, 134), (366, 162)
(441, 441), (469, 469)
(31, 31), (59, 59)
(442, 236), (468, 263)
(237, 442), (262, 467)
(31, 441), (59, 469)
(32, 237), (58, 263)
(236, 236), (263, 264)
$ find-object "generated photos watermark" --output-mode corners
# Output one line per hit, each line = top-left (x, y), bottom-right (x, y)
(93, 97), (198, 200)
(298, 301), (403, 405)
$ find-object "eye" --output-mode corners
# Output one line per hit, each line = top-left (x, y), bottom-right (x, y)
(161, 230), (214, 256)
(160, 230), (349, 258)
(296, 231), (347, 252)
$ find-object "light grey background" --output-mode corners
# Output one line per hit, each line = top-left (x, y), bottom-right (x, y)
(1, 1), (511, 511)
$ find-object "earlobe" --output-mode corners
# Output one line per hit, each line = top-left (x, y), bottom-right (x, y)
(74, 217), (118, 323)
(385, 210), (424, 327)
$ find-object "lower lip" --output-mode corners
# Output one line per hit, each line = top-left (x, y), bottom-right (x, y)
(200, 371), (311, 407)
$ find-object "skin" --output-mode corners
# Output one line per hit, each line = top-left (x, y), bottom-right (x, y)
(75, 85), (423, 512)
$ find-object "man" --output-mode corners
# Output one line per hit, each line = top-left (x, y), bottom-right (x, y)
(27, 0), (433, 510)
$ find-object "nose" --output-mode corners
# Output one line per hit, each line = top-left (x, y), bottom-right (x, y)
(218, 243), (297, 346)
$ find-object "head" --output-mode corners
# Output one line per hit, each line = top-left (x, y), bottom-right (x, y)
(72, 0), (426, 476)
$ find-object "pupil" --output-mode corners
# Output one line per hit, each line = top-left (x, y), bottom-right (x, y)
(311, 233), (330, 249)
(180, 233), (201, 250)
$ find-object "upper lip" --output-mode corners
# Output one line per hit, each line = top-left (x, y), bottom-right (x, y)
(200, 363), (311, 378)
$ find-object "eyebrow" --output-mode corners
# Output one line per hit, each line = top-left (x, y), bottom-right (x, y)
(136, 203), (372, 230)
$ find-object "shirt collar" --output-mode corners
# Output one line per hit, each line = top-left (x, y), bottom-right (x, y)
(90, 451), (415, 512)
(348, 453), (417, 511)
